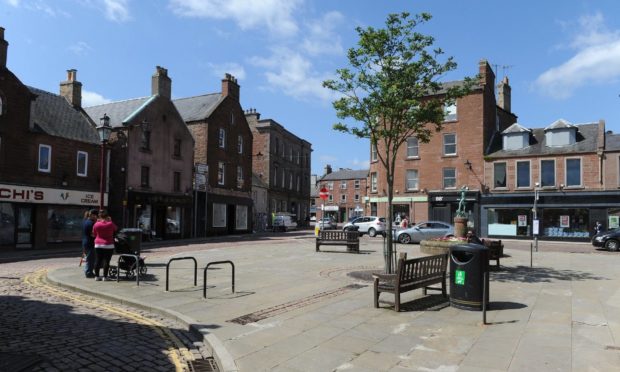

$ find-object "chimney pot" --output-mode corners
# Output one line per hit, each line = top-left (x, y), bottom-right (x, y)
(221, 73), (240, 100)
(497, 76), (511, 113)
(60, 69), (82, 108)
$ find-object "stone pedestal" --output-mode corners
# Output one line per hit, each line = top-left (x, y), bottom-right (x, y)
(454, 217), (468, 238)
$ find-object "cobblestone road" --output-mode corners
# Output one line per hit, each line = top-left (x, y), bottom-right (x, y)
(0, 257), (211, 372)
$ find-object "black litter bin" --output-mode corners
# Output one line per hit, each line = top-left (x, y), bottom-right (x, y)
(450, 243), (489, 311)
(117, 228), (142, 255)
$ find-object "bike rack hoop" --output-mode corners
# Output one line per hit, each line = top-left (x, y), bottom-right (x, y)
(203, 260), (235, 299)
(165, 256), (197, 292)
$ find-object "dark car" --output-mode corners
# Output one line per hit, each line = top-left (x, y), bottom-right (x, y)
(592, 229), (620, 251)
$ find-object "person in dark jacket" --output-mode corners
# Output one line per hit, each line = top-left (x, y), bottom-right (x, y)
(81, 209), (98, 278)
(466, 229), (483, 245)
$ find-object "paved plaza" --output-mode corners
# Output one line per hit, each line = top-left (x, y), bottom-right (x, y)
(41, 233), (620, 371)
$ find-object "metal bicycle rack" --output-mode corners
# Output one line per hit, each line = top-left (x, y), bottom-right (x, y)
(116, 254), (141, 286)
(165, 257), (197, 291)
(203, 260), (235, 299)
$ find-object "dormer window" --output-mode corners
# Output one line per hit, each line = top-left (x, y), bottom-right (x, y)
(544, 119), (577, 147)
(502, 123), (531, 151)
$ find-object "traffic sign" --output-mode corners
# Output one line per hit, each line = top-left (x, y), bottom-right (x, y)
(319, 187), (329, 200)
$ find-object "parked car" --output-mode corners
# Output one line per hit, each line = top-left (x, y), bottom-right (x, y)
(592, 229), (620, 251)
(318, 217), (337, 230)
(393, 221), (454, 244)
(273, 214), (298, 232)
(343, 216), (386, 237)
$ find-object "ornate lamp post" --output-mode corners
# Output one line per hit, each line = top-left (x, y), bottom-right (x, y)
(96, 114), (112, 211)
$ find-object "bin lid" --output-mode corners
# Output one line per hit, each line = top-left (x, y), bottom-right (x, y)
(449, 243), (488, 252)
(120, 228), (143, 233)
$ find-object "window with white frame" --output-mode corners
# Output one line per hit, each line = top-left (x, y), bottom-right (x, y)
(516, 161), (530, 188)
(443, 134), (456, 156)
(218, 128), (226, 148)
(354, 194), (360, 202)
(340, 181), (347, 189)
(370, 172), (377, 192)
(340, 194), (347, 203)
(354, 179), (360, 189)
(213, 203), (226, 227)
(328, 194), (333, 202)
(237, 135), (243, 154)
(38, 144), (51, 173)
(443, 168), (456, 189)
(76, 151), (88, 177)
(541, 159), (555, 187)
(218, 161), (225, 185)
(566, 158), (581, 187)
(328, 181), (333, 191)
(406, 169), (419, 191)
(237, 165), (243, 188)
(371, 143), (377, 161)
(406, 137), (419, 158)
(494, 162), (507, 188)
(444, 102), (457, 121)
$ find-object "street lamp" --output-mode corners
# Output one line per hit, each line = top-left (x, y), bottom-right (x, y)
(533, 182), (540, 252)
(97, 113), (112, 211)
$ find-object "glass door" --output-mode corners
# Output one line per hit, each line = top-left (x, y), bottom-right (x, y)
(16, 206), (33, 248)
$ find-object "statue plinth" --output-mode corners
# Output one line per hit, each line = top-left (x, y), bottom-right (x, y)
(454, 216), (468, 238)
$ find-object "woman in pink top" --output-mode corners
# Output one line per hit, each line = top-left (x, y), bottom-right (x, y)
(92, 210), (118, 281)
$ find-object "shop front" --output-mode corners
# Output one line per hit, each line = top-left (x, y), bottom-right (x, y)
(428, 191), (480, 229)
(480, 191), (620, 241)
(127, 191), (192, 240)
(0, 183), (104, 249)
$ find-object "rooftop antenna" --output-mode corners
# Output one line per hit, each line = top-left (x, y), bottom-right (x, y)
(492, 64), (514, 79)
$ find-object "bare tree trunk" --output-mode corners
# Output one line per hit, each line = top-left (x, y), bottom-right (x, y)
(385, 175), (395, 273)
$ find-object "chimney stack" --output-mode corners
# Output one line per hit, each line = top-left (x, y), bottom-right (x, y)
(497, 76), (511, 113)
(221, 73), (240, 100)
(478, 59), (495, 88)
(60, 69), (82, 108)
(244, 108), (261, 125)
(324, 164), (332, 175)
(152, 66), (171, 99)
(0, 27), (8, 69)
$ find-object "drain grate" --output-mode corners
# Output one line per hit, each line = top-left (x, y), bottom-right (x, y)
(228, 284), (367, 325)
(189, 357), (219, 372)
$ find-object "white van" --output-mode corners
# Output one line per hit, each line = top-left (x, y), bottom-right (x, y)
(272, 214), (298, 232)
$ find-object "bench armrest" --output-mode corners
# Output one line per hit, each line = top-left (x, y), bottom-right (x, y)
(372, 273), (397, 284)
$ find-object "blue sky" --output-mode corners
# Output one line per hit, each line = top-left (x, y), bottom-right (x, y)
(2, 0), (620, 176)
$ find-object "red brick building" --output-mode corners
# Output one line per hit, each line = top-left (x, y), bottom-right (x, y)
(369, 60), (516, 225)
(0, 28), (103, 248)
(314, 166), (368, 223)
(246, 109), (312, 227)
(173, 74), (253, 236)
(85, 66), (195, 240)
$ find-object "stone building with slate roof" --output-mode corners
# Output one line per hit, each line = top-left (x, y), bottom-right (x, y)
(315, 165), (369, 223)
(84, 66), (195, 240)
(245, 109), (312, 229)
(172, 74), (253, 236)
(0, 28), (103, 248)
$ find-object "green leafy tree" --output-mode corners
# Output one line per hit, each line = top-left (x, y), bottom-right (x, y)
(323, 12), (474, 273)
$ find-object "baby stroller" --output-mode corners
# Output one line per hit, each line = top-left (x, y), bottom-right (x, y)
(109, 229), (147, 279)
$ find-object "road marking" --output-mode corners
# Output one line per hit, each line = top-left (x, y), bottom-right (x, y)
(23, 269), (193, 372)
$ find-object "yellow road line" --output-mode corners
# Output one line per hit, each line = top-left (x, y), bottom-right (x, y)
(23, 269), (194, 372)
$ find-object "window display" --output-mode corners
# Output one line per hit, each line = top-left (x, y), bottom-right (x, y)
(487, 208), (531, 236)
(0, 203), (14, 245)
(541, 208), (589, 238)
(47, 206), (85, 242)
(166, 206), (181, 234)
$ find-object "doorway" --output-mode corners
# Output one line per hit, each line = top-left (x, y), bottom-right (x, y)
(15, 205), (33, 248)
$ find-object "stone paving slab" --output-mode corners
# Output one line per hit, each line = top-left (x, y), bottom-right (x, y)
(47, 237), (620, 371)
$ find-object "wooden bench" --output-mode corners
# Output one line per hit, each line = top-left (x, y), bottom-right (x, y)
(316, 230), (360, 253)
(373, 253), (448, 312)
(482, 239), (503, 268)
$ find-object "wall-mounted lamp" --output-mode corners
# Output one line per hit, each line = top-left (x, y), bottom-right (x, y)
(464, 159), (472, 170)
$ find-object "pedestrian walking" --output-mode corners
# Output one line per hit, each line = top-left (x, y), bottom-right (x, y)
(81, 209), (98, 278)
(400, 216), (409, 228)
(93, 210), (117, 281)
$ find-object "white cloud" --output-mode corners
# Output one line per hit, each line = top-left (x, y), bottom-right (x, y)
(169, 0), (301, 36)
(82, 90), (112, 107)
(535, 12), (620, 99)
(250, 47), (337, 102)
(6, 0), (21, 6)
(207, 62), (246, 81)
(350, 159), (370, 169)
(302, 11), (344, 56)
(102, 0), (130, 22)
(319, 154), (337, 163)
(68, 41), (93, 56)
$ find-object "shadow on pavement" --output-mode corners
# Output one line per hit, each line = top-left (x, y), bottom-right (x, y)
(397, 294), (450, 312)
(491, 265), (608, 283)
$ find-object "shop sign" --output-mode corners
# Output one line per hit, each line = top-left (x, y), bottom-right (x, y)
(0, 183), (105, 206)
(560, 215), (570, 228)
(609, 216), (620, 229)
(323, 205), (339, 211)
(518, 215), (527, 227)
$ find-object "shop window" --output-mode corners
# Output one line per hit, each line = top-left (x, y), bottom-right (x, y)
(443, 134), (456, 156)
(219, 128), (226, 148)
(166, 206), (181, 234)
(487, 208), (532, 237)
(566, 158), (581, 187)
(0, 203), (15, 245)
(218, 162), (225, 185)
(213, 203), (226, 227)
(541, 208), (590, 238)
(141, 166), (150, 187)
(406, 169), (418, 191)
(494, 162), (507, 188)
(38, 144), (51, 173)
(77, 151), (88, 177)
(541, 159), (555, 187)
(173, 171), (181, 192)
(516, 161), (530, 188)
(136, 205), (152, 232)
(370, 172), (377, 192)
(443, 168), (456, 189)
(236, 205), (248, 230)
(47, 207), (84, 242)
(444, 102), (457, 122)
(406, 137), (419, 158)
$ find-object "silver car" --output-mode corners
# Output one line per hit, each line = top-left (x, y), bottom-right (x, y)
(318, 218), (337, 230)
(343, 216), (386, 237)
(394, 221), (454, 244)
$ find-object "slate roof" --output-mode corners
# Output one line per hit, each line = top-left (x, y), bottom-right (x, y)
(545, 119), (576, 131)
(27, 86), (100, 144)
(606, 133), (620, 151)
(84, 96), (152, 128)
(487, 123), (599, 158)
(173, 94), (223, 122)
(502, 123), (531, 134)
(320, 169), (369, 181)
